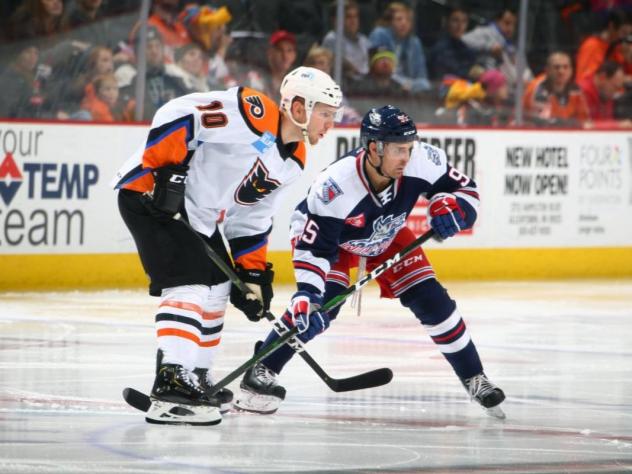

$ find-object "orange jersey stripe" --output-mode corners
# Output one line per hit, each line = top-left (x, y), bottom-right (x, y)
(238, 87), (279, 136)
(234, 244), (267, 270)
(157, 328), (221, 347)
(160, 300), (225, 320)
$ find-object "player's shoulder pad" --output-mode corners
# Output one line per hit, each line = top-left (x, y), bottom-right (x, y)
(237, 86), (280, 137)
(306, 154), (365, 218)
(405, 140), (448, 182)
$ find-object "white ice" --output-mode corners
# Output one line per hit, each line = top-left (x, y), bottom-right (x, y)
(1, 281), (632, 473)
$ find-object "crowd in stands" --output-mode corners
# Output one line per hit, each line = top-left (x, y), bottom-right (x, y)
(0, 0), (631, 127)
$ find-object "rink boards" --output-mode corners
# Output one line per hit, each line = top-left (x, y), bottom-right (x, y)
(0, 121), (630, 289)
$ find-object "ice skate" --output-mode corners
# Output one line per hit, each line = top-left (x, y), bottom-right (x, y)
(146, 363), (222, 425)
(461, 373), (506, 419)
(233, 362), (286, 414)
(193, 367), (234, 414)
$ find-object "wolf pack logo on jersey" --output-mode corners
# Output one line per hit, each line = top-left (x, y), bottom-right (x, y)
(423, 144), (441, 166)
(0, 153), (23, 205)
(244, 95), (265, 118)
(234, 158), (281, 205)
(318, 177), (343, 204)
(341, 213), (407, 256)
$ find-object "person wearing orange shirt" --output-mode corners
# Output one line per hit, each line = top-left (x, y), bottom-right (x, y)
(524, 51), (589, 126)
(579, 60), (626, 123)
(575, 8), (631, 82)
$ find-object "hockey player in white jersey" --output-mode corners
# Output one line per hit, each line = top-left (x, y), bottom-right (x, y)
(234, 105), (506, 419)
(112, 66), (342, 425)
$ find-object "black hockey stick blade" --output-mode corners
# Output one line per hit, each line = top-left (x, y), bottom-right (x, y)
(123, 387), (151, 412)
(328, 367), (393, 392)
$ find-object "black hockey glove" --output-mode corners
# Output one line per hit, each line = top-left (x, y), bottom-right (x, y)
(143, 164), (189, 221)
(230, 263), (274, 322)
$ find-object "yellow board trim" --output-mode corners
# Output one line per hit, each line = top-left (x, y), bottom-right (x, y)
(1, 247), (631, 291)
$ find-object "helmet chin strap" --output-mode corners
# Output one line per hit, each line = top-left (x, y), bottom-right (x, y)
(284, 103), (313, 146)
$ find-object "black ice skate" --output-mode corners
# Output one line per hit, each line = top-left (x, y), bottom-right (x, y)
(146, 363), (222, 425)
(461, 373), (506, 419)
(193, 367), (234, 414)
(233, 362), (286, 414)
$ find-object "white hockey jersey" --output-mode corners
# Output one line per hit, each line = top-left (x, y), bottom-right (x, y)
(290, 142), (480, 294)
(112, 86), (306, 269)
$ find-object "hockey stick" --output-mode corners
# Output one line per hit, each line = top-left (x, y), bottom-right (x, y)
(123, 226), (436, 412)
(172, 213), (393, 393)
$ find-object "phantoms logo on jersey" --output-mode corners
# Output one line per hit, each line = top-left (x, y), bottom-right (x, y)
(234, 158), (281, 205)
(319, 177), (343, 204)
(341, 213), (407, 256)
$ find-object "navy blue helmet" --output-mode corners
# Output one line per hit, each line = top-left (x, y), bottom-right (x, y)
(360, 105), (417, 149)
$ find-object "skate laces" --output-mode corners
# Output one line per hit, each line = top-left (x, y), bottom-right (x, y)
(465, 374), (497, 400)
(177, 366), (205, 394)
(254, 363), (278, 386)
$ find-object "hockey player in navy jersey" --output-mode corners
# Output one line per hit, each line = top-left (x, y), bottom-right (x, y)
(112, 66), (343, 425)
(234, 105), (506, 418)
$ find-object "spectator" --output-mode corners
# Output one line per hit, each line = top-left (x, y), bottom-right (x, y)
(61, 0), (111, 47)
(523, 51), (589, 127)
(321, 0), (371, 81)
(275, 0), (324, 64)
(0, 43), (48, 118)
(347, 47), (408, 97)
(166, 43), (209, 92)
(369, 2), (431, 92)
(462, 7), (532, 97)
(429, 5), (477, 81)
(575, 8), (631, 82)
(53, 45), (115, 117)
(249, 29), (297, 103)
(609, 33), (632, 81)
(439, 68), (510, 126)
(578, 60), (626, 123)
(144, 0), (192, 63)
(79, 73), (124, 121)
(118, 27), (189, 120)
(7, 0), (65, 41)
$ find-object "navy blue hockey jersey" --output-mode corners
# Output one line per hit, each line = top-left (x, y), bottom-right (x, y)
(289, 141), (480, 294)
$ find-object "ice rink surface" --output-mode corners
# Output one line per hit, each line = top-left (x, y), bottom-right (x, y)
(1, 280), (632, 474)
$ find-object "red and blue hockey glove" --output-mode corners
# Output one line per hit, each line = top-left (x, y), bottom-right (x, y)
(428, 192), (466, 239)
(284, 291), (330, 342)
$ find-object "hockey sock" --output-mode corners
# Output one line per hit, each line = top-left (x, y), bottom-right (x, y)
(157, 285), (219, 370)
(401, 279), (483, 380)
(194, 282), (230, 370)
(259, 327), (297, 374)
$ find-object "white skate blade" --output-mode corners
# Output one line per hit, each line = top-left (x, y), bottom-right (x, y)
(145, 398), (222, 425)
(484, 405), (506, 420)
(233, 388), (282, 415)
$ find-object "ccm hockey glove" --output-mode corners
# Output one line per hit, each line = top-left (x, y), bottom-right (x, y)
(143, 164), (189, 221)
(428, 192), (466, 239)
(285, 291), (330, 343)
(230, 263), (274, 322)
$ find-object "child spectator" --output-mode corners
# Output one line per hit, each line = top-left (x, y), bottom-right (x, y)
(369, 2), (431, 92)
(322, 0), (370, 81)
(80, 73), (124, 121)
(429, 5), (477, 81)
(347, 47), (408, 97)
(523, 51), (589, 127)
